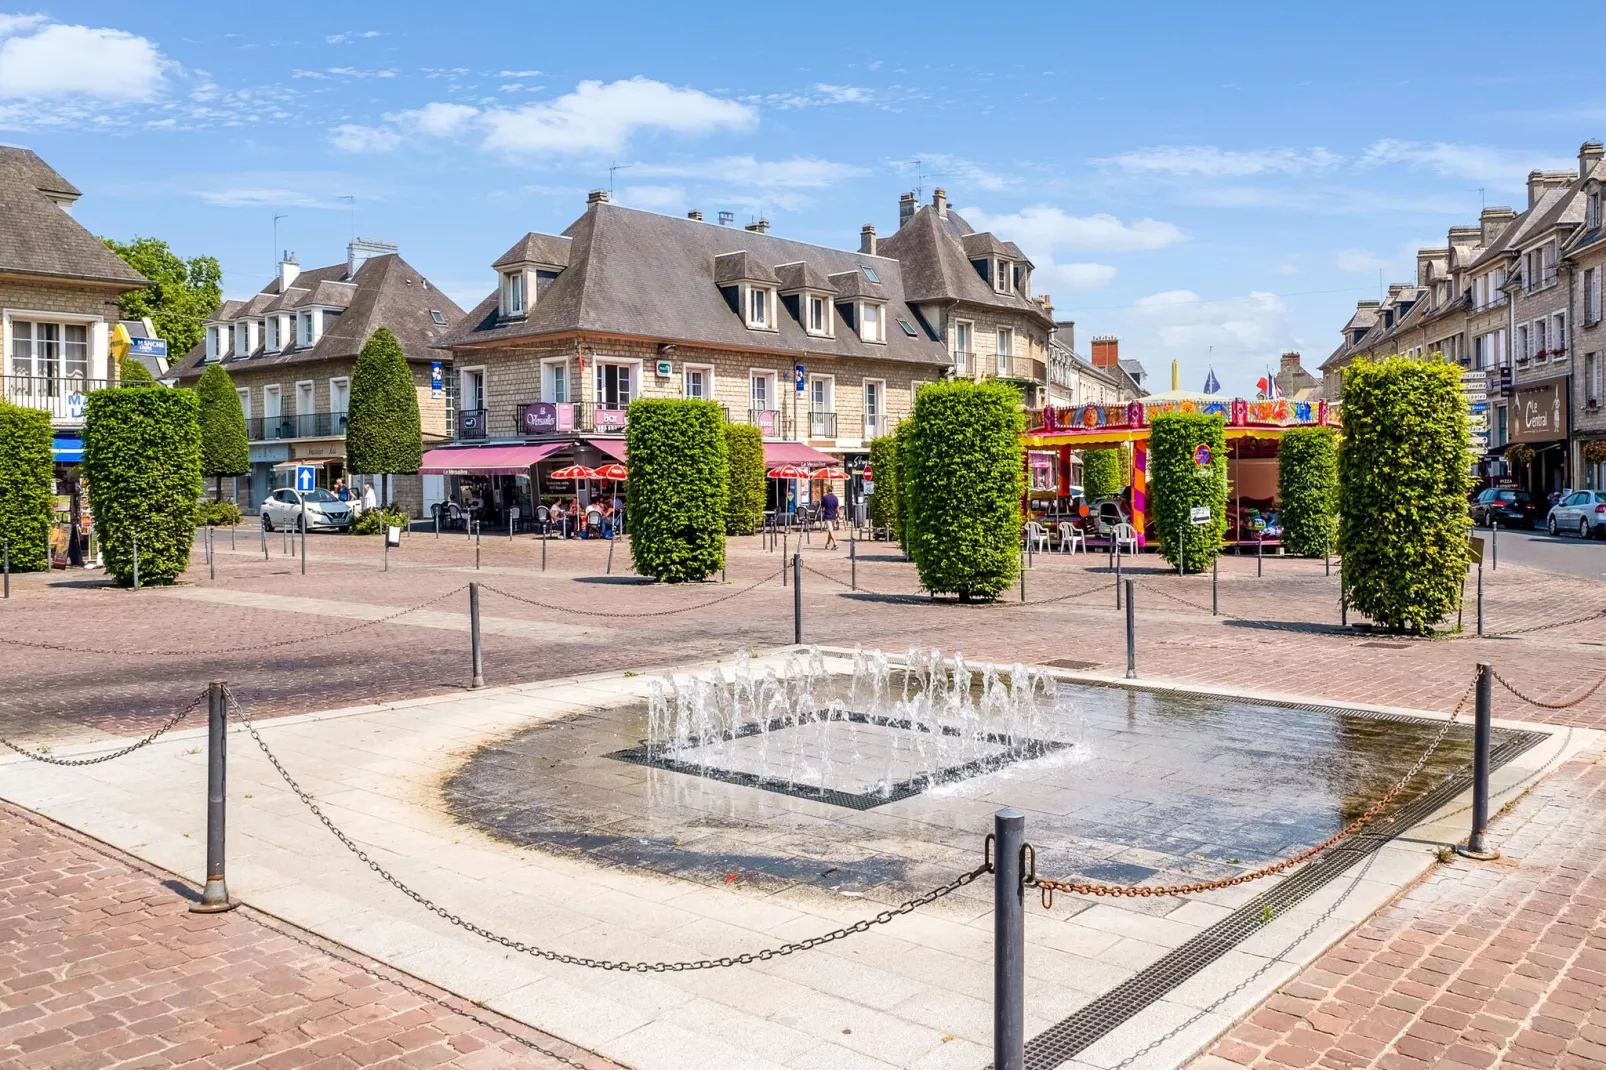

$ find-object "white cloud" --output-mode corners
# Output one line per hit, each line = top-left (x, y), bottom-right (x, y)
(635, 155), (867, 189)
(329, 123), (400, 153)
(1094, 145), (1342, 177)
(394, 101), (478, 137)
(189, 171), (380, 210)
(1335, 248), (1389, 274)
(480, 77), (754, 156)
(325, 31), (381, 43)
(0, 19), (166, 100)
(813, 83), (871, 104)
(897, 153), (1015, 192)
(498, 69), (541, 78)
(961, 205), (1186, 253)
(1036, 259), (1117, 292)
(1359, 139), (1573, 188)
(617, 184), (685, 210)
(1112, 289), (1297, 393)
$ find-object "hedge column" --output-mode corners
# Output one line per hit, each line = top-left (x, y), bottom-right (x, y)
(868, 427), (900, 539)
(626, 399), (728, 582)
(1082, 447), (1125, 502)
(346, 328), (421, 508)
(902, 380), (1024, 601)
(196, 363), (249, 502)
(1147, 411), (1227, 574)
(724, 422), (765, 535)
(84, 387), (203, 587)
(0, 402), (55, 572)
(1278, 426), (1339, 557)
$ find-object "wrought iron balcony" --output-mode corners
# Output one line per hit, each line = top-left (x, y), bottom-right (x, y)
(809, 411), (837, 437)
(2, 375), (108, 421)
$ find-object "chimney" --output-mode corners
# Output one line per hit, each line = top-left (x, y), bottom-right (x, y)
(859, 224), (876, 255)
(1582, 140), (1604, 179)
(688, 209), (703, 221)
(1480, 206), (1516, 245)
(932, 187), (947, 218)
(1280, 351), (1302, 369)
(1090, 335), (1119, 368)
(717, 211), (734, 226)
(279, 252), (299, 289)
(1037, 293), (1053, 318)
(346, 237), (398, 279)
(1053, 319), (1074, 353)
(586, 189), (609, 205)
(899, 192), (916, 228)
(745, 218), (770, 234)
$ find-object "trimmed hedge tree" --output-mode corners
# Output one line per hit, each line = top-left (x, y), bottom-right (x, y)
(346, 328), (420, 507)
(724, 422), (765, 535)
(1082, 447), (1124, 502)
(627, 399), (727, 582)
(0, 402), (55, 572)
(1278, 426), (1339, 557)
(84, 387), (202, 587)
(1148, 411), (1228, 574)
(868, 427), (900, 540)
(196, 363), (248, 501)
(902, 380), (1024, 600)
(118, 355), (156, 384)
(1339, 356), (1469, 633)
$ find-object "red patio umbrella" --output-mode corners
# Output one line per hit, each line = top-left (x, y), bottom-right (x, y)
(812, 466), (849, 480)
(550, 464), (600, 480)
(594, 462), (628, 481)
(766, 464), (812, 479)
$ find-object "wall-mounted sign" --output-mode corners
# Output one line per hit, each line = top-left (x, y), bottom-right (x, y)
(430, 362), (444, 398)
(595, 407), (628, 432)
(1498, 365), (1513, 397)
(129, 337), (168, 357)
(1193, 444), (1213, 467)
(656, 360), (673, 377)
(1509, 377), (1568, 443)
(755, 409), (777, 436)
(795, 363), (806, 392)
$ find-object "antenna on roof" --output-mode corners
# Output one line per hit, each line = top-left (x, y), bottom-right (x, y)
(1476, 186), (1486, 211)
(339, 194), (355, 242)
(608, 160), (632, 197)
(272, 213), (288, 273)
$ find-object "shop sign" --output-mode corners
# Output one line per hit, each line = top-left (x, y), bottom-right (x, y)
(1509, 378), (1568, 443)
(656, 360), (673, 377)
(250, 443), (291, 463)
(595, 407), (628, 432)
(756, 409), (777, 436)
(430, 362), (443, 398)
(521, 402), (558, 434)
(1498, 365), (1513, 397)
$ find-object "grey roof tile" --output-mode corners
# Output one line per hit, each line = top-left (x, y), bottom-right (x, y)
(876, 204), (1050, 324)
(492, 233), (573, 270)
(0, 147), (146, 286)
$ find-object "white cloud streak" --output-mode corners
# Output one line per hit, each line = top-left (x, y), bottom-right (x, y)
(1359, 139), (1574, 188)
(1094, 145), (1342, 177)
(961, 205), (1186, 253)
(0, 19), (166, 100)
(634, 155), (867, 189)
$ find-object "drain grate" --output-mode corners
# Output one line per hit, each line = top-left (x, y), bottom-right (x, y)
(1045, 659), (1101, 671)
(1019, 722), (1547, 1070)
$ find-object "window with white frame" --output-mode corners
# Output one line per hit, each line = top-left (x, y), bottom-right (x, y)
(810, 376), (832, 413)
(746, 285), (773, 329)
(236, 387), (251, 421)
(298, 312), (314, 347)
(263, 384), (282, 419)
(296, 381), (315, 414)
(995, 259), (1012, 293)
(955, 320), (973, 374)
(329, 377), (350, 416)
(1588, 352), (1602, 404)
(265, 316), (279, 352)
(750, 371), (774, 415)
(1589, 190), (1603, 231)
(806, 294), (831, 336)
(503, 272), (525, 317)
(1589, 267), (1604, 324)
(459, 368), (485, 412)
(1516, 324), (1529, 360)
(684, 364), (712, 400)
(863, 379), (883, 437)
(595, 362), (633, 408)
(996, 328), (1013, 375)
(11, 320), (89, 382)
(1553, 311), (1566, 357)
(860, 301), (884, 343)
(234, 322), (250, 357)
(542, 361), (568, 404)
(1535, 319), (1549, 359)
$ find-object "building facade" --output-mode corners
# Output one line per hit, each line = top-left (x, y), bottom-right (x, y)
(171, 241), (463, 514)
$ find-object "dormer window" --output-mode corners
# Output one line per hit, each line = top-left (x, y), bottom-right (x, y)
(298, 311), (315, 347)
(802, 293), (836, 339)
(1590, 189), (1603, 231)
(859, 301), (885, 344)
(994, 259), (1014, 294)
(503, 271), (525, 317)
(744, 284), (776, 330)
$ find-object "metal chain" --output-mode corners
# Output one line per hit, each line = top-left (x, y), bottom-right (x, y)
(481, 569), (781, 619)
(1032, 674), (1475, 905)
(800, 562), (1115, 608)
(227, 688), (990, 971)
(0, 690), (206, 766)
(1491, 667), (1606, 710)
(1477, 608), (1606, 640)
(0, 585), (472, 657)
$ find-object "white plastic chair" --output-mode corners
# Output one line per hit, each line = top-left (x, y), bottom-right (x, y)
(1057, 521), (1085, 554)
(1112, 522), (1139, 555)
(1025, 521), (1049, 553)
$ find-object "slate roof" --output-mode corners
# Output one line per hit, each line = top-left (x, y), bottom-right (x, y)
(170, 253), (465, 382)
(875, 203), (1051, 326)
(712, 250), (779, 286)
(492, 233), (572, 270)
(0, 147), (146, 287)
(439, 202), (949, 367)
(774, 261), (837, 294)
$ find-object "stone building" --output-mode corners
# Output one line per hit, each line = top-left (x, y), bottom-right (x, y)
(170, 241), (463, 514)
(1566, 146), (1606, 488)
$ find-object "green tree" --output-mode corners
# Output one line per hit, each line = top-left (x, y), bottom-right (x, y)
(723, 422), (765, 535)
(101, 237), (221, 359)
(626, 399), (727, 582)
(117, 354), (157, 385)
(195, 363), (248, 501)
(868, 429), (901, 540)
(1082, 448), (1125, 502)
(84, 387), (202, 587)
(1339, 356), (1470, 633)
(0, 402), (55, 572)
(345, 328), (421, 506)
(902, 380), (1024, 601)
(1148, 411), (1228, 574)
(1278, 426), (1340, 557)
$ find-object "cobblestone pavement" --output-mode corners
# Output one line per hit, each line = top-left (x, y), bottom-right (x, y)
(0, 801), (614, 1070)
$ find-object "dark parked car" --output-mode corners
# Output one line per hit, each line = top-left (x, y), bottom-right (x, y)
(1469, 487), (1539, 529)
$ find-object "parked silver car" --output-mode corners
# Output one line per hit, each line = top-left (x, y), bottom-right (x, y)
(1545, 489), (1606, 538)
(260, 487), (352, 532)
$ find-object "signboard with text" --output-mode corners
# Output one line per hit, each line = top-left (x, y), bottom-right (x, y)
(1508, 377), (1568, 444)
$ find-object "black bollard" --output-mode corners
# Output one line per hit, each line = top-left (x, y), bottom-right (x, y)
(3, 537), (9, 599)
(1020, 550), (1026, 603)
(261, 520), (268, 561)
(1115, 550), (1123, 608)
(792, 552), (802, 645)
(1256, 536), (1263, 577)
(850, 536), (857, 591)
(299, 517), (306, 575)
(541, 533), (547, 572)
(1491, 519), (1498, 571)
(132, 533), (140, 590)
(606, 536), (615, 575)
(783, 532), (788, 585)
(993, 808), (1025, 1070)
(1477, 561), (1484, 636)
(469, 583), (485, 689)
(1124, 580), (1136, 679)
(1212, 554), (1218, 616)
(1324, 537), (1331, 578)
(1177, 520), (1184, 578)
(208, 527), (215, 581)
(191, 681), (236, 913)
(1457, 663), (1497, 859)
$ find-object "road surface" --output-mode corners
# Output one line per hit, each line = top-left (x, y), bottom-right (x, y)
(1476, 523), (1606, 579)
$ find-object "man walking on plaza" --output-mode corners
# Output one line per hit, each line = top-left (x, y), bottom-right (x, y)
(821, 487), (839, 549)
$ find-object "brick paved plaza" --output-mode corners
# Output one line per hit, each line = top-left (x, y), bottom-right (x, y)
(2, 530), (1604, 1068)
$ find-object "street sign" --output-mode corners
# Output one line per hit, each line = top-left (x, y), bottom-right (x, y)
(1499, 366), (1513, 397)
(1189, 505), (1212, 524)
(1459, 370), (1486, 384)
(385, 526), (402, 547)
(295, 465), (317, 493)
(795, 364), (806, 392)
(1467, 534), (1484, 564)
(430, 362), (443, 398)
(656, 360), (673, 376)
(1192, 444), (1213, 467)
(129, 337), (168, 357)
(1464, 392), (1487, 403)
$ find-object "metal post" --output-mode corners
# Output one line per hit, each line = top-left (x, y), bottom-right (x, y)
(384, 531), (390, 572)
(1115, 550), (1123, 608)
(606, 535), (615, 575)
(792, 553), (802, 645)
(299, 517), (306, 575)
(509, 513), (515, 542)
(850, 536), (857, 591)
(1324, 537), (1331, 578)
(475, 542), (481, 570)
(469, 582), (485, 689)
(1256, 536), (1263, 577)
(782, 532), (788, 585)
(993, 808), (1025, 1070)
(191, 681), (236, 913)
(261, 520), (267, 561)
(1491, 519), (1498, 570)
(1177, 520), (1184, 577)
(1458, 663), (1497, 859)
(4, 537), (10, 599)
(541, 534), (547, 572)
(208, 527), (215, 581)
(1212, 554), (1219, 616)
(1476, 561), (1484, 637)
(205, 525), (212, 566)
(435, 510), (440, 539)
(132, 534), (140, 590)
(1026, 530), (1033, 570)
(230, 522), (236, 550)
(1124, 580), (1136, 679)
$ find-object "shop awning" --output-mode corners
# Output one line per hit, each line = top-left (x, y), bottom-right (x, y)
(419, 443), (565, 476)
(587, 438), (628, 462)
(763, 442), (839, 467)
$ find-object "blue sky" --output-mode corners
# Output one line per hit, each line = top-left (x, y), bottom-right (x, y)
(5, 2), (1600, 393)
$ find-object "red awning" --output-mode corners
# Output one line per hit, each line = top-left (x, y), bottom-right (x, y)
(587, 438), (628, 462)
(419, 443), (565, 475)
(763, 442), (839, 467)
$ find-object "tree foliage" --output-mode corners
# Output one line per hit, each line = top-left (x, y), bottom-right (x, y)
(1277, 426), (1339, 557)
(868, 428), (901, 540)
(1148, 411), (1228, 574)
(1082, 448), (1125, 502)
(117, 354), (156, 385)
(345, 328), (421, 503)
(723, 422), (765, 535)
(902, 380), (1023, 600)
(195, 363), (248, 498)
(626, 399), (727, 582)
(0, 402), (54, 572)
(84, 387), (202, 587)
(101, 237), (221, 360)
(1338, 356), (1470, 633)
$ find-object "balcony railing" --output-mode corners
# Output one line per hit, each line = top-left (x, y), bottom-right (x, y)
(746, 408), (792, 438)
(953, 350), (976, 376)
(863, 413), (889, 440)
(248, 411), (348, 442)
(458, 408), (488, 440)
(3, 375), (108, 420)
(809, 411), (837, 438)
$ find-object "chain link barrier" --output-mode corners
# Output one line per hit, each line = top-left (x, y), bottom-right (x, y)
(227, 687), (991, 972)
(0, 585), (472, 658)
(480, 567), (782, 620)
(800, 561), (1116, 609)
(1031, 675), (1476, 907)
(0, 690), (206, 766)
(1491, 667), (1606, 710)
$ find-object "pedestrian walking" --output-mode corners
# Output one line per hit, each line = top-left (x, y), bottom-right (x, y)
(822, 487), (840, 550)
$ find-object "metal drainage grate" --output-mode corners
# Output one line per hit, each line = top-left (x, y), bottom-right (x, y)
(1019, 722), (1548, 1070)
(1045, 659), (1102, 671)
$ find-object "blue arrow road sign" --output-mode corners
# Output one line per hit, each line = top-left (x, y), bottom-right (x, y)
(295, 465), (317, 492)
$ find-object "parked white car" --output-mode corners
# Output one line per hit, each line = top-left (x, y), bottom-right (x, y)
(1546, 490), (1606, 539)
(260, 487), (353, 532)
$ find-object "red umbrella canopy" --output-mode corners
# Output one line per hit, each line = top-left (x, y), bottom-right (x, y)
(594, 462), (628, 481)
(813, 466), (849, 480)
(550, 464), (599, 480)
(766, 464), (812, 479)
